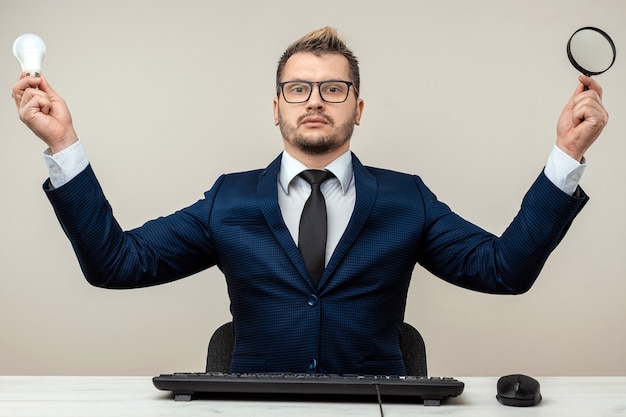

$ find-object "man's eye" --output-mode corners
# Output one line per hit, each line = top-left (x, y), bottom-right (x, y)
(287, 83), (310, 94)
(323, 84), (345, 94)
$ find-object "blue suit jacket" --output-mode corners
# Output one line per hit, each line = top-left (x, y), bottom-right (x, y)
(45, 153), (588, 375)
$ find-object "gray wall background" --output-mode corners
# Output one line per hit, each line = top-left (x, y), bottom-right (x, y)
(1, 0), (624, 376)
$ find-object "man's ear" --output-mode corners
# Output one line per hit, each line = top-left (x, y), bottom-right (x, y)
(355, 98), (364, 126)
(273, 97), (279, 126)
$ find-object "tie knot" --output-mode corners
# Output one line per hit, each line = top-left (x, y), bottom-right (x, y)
(299, 169), (333, 186)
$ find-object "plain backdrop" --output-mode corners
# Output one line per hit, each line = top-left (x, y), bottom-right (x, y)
(1, 0), (624, 377)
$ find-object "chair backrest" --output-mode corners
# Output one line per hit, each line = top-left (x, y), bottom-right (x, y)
(399, 322), (428, 376)
(205, 322), (235, 373)
(206, 321), (427, 376)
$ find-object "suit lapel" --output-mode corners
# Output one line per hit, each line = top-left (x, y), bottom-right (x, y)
(257, 155), (312, 286)
(318, 153), (377, 289)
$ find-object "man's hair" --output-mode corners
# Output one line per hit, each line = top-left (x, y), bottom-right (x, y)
(276, 27), (360, 97)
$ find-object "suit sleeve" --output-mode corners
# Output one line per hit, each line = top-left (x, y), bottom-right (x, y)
(416, 171), (589, 294)
(44, 164), (220, 289)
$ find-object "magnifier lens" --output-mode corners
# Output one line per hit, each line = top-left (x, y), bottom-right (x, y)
(567, 27), (616, 76)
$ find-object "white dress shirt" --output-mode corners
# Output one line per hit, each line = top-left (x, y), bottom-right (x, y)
(278, 150), (355, 266)
(43, 141), (586, 264)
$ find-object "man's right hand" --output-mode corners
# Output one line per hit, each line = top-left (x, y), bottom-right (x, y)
(12, 74), (78, 155)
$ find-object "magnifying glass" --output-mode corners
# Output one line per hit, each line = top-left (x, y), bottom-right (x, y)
(567, 26), (616, 77)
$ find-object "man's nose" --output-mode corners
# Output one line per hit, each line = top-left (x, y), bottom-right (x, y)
(306, 86), (325, 109)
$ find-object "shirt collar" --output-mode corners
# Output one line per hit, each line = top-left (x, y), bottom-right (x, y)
(279, 150), (353, 195)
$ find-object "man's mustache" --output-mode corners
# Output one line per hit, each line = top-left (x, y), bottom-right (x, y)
(298, 112), (334, 125)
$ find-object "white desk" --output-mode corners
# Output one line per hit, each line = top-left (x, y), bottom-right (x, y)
(1, 376), (625, 416)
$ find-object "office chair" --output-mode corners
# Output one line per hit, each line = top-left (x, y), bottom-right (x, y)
(205, 321), (427, 376)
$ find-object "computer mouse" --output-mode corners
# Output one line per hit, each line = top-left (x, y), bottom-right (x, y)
(496, 374), (542, 406)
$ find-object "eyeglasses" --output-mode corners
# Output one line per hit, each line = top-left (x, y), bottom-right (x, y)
(278, 80), (356, 104)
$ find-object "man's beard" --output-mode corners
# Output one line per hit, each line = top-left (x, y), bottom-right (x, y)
(278, 110), (357, 156)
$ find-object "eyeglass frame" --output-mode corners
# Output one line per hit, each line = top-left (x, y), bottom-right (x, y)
(277, 80), (358, 104)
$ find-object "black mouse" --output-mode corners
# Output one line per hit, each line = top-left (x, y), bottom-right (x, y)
(496, 374), (542, 406)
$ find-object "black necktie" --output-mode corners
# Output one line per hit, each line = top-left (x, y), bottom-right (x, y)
(298, 170), (334, 287)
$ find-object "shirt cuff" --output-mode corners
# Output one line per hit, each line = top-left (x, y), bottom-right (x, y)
(544, 145), (586, 196)
(42, 140), (89, 189)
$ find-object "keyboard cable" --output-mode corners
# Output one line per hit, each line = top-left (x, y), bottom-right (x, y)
(374, 384), (385, 417)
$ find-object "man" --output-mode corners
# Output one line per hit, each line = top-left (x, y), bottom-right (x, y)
(12, 27), (608, 375)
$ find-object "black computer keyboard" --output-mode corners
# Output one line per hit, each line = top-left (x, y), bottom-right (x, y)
(153, 372), (464, 406)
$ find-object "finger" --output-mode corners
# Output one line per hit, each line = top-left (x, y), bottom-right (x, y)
(18, 85), (41, 105)
(578, 75), (603, 98)
(567, 77), (606, 125)
(572, 89), (605, 116)
(19, 92), (51, 125)
(572, 95), (608, 129)
(20, 85), (54, 118)
(12, 75), (43, 107)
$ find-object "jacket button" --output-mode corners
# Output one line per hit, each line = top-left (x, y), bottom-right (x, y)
(307, 295), (319, 306)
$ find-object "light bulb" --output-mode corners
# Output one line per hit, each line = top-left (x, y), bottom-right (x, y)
(13, 33), (46, 76)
